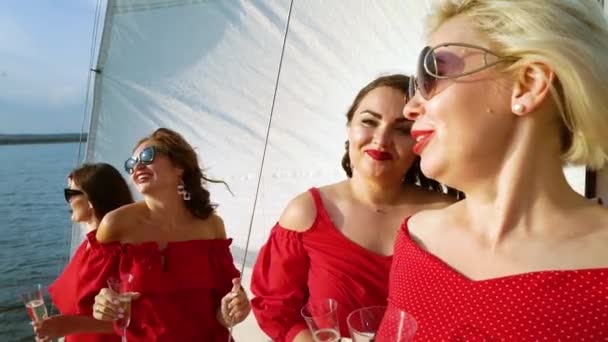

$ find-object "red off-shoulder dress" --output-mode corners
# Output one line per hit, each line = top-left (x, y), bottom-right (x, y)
(51, 230), (241, 342)
(49, 230), (120, 342)
(251, 187), (393, 341)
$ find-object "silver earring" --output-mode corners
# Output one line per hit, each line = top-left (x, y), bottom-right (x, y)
(177, 180), (191, 201)
(512, 104), (524, 114)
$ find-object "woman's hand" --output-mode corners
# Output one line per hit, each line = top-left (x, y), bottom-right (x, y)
(293, 329), (315, 342)
(220, 278), (251, 326)
(92, 288), (139, 321)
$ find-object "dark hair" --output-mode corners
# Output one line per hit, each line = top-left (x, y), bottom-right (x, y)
(69, 163), (134, 221)
(136, 128), (228, 219)
(340, 74), (447, 193)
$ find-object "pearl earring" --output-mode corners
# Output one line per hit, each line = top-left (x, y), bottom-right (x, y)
(512, 104), (524, 114)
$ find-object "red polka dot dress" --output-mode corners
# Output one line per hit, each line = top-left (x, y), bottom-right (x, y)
(377, 218), (608, 341)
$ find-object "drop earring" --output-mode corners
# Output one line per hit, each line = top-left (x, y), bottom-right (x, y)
(177, 180), (191, 201)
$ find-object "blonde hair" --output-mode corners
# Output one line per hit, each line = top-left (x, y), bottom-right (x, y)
(428, 0), (608, 169)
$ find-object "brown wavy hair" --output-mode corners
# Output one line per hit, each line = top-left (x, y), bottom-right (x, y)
(69, 163), (134, 221)
(341, 74), (459, 196)
(136, 128), (228, 219)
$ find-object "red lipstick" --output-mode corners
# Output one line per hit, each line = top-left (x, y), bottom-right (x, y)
(411, 130), (434, 155)
(365, 149), (393, 161)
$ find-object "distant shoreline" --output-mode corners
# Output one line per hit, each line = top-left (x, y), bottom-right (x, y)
(0, 133), (87, 145)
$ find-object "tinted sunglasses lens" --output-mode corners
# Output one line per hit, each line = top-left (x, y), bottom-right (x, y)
(408, 76), (416, 100)
(124, 158), (137, 174)
(418, 46), (436, 99)
(139, 147), (155, 164)
(64, 189), (82, 202)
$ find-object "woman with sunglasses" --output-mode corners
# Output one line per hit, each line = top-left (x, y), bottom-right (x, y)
(90, 128), (250, 341)
(250, 75), (458, 341)
(34, 163), (133, 341)
(378, 0), (608, 340)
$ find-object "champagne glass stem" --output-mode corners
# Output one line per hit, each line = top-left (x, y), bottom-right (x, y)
(227, 316), (234, 342)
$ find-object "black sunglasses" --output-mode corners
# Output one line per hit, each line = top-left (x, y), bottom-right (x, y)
(124, 146), (159, 174)
(64, 188), (84, 203)
(409, 42), (514, 100)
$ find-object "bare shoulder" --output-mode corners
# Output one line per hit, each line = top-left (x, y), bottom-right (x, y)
(407, 200), (458, 240)
(595, 203), (608, 223)
(200, 214), (227, 239)
(96, 202), (145, 243)
(584, 205), (608, 245)
(595, 217), (608, 261)
(407, 208), (440, 232)
(277, 189), (318, 233)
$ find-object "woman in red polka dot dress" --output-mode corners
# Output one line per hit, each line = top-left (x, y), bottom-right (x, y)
(378, 0), (608, 340)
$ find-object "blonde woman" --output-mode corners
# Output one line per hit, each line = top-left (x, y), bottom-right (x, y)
(380, 0), (608, 340)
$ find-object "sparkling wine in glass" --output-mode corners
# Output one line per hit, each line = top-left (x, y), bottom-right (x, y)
(19, 284), (48, 323)
(107, 274), (134, 342)
(301, 298), (341, 342)
(347, 306), (386, 342)
(312, 328), (341, 342)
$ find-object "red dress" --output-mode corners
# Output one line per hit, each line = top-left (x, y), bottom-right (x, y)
(49, 230), (121, 342)
(378, 218), (608, 341)
(251, 187), (393, 341)
(108, 237), (241, 342)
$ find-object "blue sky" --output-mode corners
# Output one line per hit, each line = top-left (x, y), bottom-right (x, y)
(0, 0), (98, 134)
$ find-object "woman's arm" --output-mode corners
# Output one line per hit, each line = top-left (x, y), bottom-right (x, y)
(250, 191), (317, 342)
(33, 314), (115, 339)
(216, 279), (251, 327)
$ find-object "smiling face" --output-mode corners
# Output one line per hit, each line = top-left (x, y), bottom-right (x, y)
(404, 15), (517, 186)
(347, 86), (416, 184)
(129, 141), (183, 196)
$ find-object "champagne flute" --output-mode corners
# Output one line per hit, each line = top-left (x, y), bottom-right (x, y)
(347, 306), (386, 342)
(107, 274), (134, 342)
(19, 284), (49, 323)
(301, 298), (340, 342)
